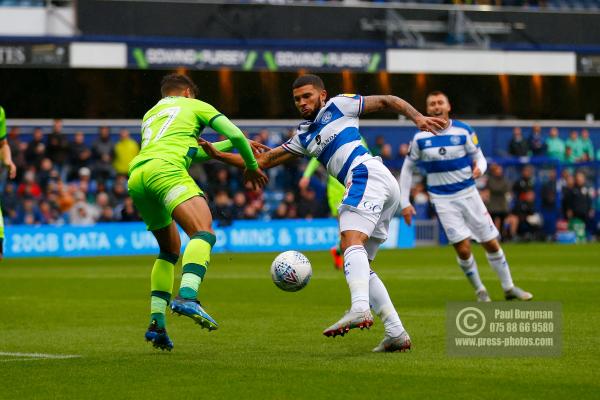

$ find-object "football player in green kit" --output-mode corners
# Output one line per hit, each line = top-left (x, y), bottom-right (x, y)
(128, 74), (268, 351)
(0, 106), (17, 261)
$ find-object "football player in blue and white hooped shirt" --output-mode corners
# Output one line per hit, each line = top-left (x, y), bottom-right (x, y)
(399, 91), (532, 302)
(200, 74), (446, 352)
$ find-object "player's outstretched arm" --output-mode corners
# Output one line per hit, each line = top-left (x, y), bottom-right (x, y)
(193, 139), (270, 163)
(362, 95), (447, 134)
(199, 140), (298, 170)
(399, 157), (416, 226)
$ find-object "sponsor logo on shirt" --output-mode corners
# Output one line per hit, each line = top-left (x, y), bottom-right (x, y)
(450, 135), (461, 145)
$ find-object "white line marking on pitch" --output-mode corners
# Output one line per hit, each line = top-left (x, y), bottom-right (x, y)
(0, 352), (82, 360)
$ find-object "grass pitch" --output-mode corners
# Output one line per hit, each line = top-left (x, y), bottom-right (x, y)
(1, 243), (599, 399)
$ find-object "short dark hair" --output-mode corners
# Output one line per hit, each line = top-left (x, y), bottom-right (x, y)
(161, 74), (199, 97)
(292, 74), (325, 90)
(426, 90), (449, 101)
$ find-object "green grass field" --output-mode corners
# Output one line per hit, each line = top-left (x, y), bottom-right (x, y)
(1, 243), (599, 399)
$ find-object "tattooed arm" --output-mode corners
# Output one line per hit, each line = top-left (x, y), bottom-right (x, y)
(199, 139), (299, 170)
(362, 95), (447, 133)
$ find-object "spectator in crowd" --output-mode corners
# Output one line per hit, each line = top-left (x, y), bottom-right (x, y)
(546, 127), (565, 162)
(68, 131), (92, 180)
(15, 198), (43, 225)
(528, 124), (546, 156)
(506, 190), (543, 241)
(17, 168), (42, 199)
(111, 175), (129, 203)
(208, 167), (233, 198)
(566, 130), (584, 162)
(372, 135), (386, 157)
(46, 119), (70, 175)
(211, 190), (234, 226)
(297, 187), (322, 219)
(24, 127), (46, 168)
(91, 126), (115, 181)
(7, 126), (26, 179)
(231, 191), (247, 220)
(513, 165), (534, 201)
(98, 206), (115, 223)
(281, 191), (298, 218)
(580, 129), (595, 161)
(252, 128), (279, 149)
(37, 158), (59, 191)
(562, 171), (594, 236)
(380, 143), (393, 160)
(69, 191), (98, 225)
(113, 129), (139, 176)
(117, 197), (141, 222)
(485, 163), (511, 235)
(397, 143), (410, 159)
(272, 202), (289, 220)
(540, 168), (558, 238)
(508, 127), (529, 157)
(2, 183), (18, 223)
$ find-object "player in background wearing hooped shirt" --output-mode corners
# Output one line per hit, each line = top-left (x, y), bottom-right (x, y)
(399, 91), (533, 302)
(200, 74), (447, 352)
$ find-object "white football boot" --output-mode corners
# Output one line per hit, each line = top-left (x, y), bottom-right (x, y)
(372, 331), (412, 353)
(323, 310), (374, 337)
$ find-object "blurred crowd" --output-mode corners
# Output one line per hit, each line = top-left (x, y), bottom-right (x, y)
(2, 120), (598, 242)
(1, 121), (320, 227)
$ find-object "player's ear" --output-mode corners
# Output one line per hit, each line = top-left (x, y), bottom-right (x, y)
(320, 89), (327, 102)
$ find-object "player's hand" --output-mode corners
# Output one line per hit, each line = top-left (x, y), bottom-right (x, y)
(415, 116), (447, 135)
(298, 176), (310, 191)
(472, 161), (482, 179)
(244, 168), (269, 190)
(401, 205), (416, 226)
(198, 138), (222, 160)
(5, 161), (16, 179)
(248, 140), (271, 155)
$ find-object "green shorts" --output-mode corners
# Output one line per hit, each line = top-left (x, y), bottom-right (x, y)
(327, 175), (346, 217)
(128, 159), (203, 231)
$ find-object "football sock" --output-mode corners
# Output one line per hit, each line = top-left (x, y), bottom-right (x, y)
(369, 271), (405, 337)
(150, 252), (178, 329)
(486, 249), (514, 290)
(457, 254), (485, 291)
(344, 245), (370, 313)
(178, 231), (216, 299)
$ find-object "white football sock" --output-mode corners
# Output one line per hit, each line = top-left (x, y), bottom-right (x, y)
(457, 255), (485, 291)
(369, 271), (405, 338)
(344, 245), (370, 312)
(486, 249), (514, 291)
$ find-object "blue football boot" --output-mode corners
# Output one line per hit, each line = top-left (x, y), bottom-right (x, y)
(170, 297), (219, 331)
(145, 320), (174, 351)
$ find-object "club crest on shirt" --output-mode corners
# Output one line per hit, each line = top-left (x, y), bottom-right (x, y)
(450, 135), (461, 145)
(321, 111), (333, 124)
(439, 147), (447, 155)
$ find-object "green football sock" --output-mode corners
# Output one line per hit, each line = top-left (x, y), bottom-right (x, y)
(150, 252), (177, 329)
(0, 206), (5, 239)
(178, 231), (215, 299)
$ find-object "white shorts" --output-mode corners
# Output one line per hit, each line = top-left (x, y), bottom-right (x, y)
(338, 158), (400, 259)
(432, 191), (499, 244)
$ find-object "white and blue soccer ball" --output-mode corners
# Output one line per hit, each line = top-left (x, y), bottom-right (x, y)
(270, 251), (312, 292)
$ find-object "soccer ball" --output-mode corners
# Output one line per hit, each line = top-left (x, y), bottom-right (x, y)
(270, 251), (312, 292)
